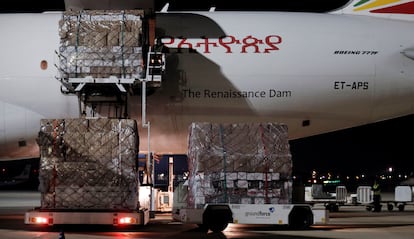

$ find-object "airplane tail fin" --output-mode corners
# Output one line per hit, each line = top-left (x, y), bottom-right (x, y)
(329, 0), (414, 20)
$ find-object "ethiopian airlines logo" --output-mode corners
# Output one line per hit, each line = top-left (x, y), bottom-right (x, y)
(353, 0), (414, 13)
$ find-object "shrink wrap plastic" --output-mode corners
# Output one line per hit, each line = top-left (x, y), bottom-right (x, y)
(58, 10), (144, 79)
(187, 122), (293, 208)
(37, 118), (139, 210)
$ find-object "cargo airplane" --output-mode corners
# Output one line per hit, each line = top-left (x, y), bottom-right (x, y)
(1, 0), (414, 161)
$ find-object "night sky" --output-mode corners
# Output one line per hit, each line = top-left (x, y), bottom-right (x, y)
(1, 0), (413, 179)
(0, 0), (350, 12)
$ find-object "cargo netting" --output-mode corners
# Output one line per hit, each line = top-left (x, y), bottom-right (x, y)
(187, 122), (293, 208)
(37, 118), (139, 210)
(58, 10), (144, 79)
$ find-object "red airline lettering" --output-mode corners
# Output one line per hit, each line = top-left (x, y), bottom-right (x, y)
(161, 35), (282, 54)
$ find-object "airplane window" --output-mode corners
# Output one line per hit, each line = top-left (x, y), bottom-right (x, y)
(40, 60), (48, 70)
(18, 139), (26, 147)
(302, 120), (310, 127)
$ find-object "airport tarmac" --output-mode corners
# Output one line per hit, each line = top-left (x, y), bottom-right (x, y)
(1, 190), (414, 239)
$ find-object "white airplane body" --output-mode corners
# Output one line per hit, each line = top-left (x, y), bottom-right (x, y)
(1, 0), (414, 160)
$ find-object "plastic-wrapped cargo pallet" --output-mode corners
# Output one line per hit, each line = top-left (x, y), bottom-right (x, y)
(58, 10), (144, 79)
(187, 122), (293, 209)
(37, 118), (139, 210)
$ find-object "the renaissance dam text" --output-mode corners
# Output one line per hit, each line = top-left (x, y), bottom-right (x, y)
(182, 89), (292, 98)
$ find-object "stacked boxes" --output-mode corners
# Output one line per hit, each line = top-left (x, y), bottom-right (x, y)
(37, 118), (139, 210)
(58, 10), (144, 79)
(187, 122), (293, 208)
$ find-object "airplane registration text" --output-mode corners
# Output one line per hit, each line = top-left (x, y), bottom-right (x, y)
(334, 81), (369, 90)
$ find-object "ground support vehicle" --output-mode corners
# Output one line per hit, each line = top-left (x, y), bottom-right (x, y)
(54, 9), (163, 118)
(357, 185), (414, 212)
(389, 185), (414, 211)
(24, 118), (150, 226)
(172, 122), (328, 232)
(175, 203), (327, 232)
(24, 7), (165, 226)
(304, 184), (348, 212)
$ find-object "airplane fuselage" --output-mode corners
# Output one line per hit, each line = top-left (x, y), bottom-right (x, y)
(1, 10), (414, 159)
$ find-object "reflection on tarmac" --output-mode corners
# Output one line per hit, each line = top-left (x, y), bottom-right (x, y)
(1, 190), (414, 239)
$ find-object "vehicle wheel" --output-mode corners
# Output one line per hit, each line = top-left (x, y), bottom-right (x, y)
(326, 203), (339, 212)
(326, 204), (333, 212)
(289, 206), (313, 229)
(398, 204), (405, 212)
(208, 221), (228, 233)
(366, 206), (373, 211)
(197, 224), (209, 232)
(203, 205), (232, 233)
(373, 204), (382, 212)
(387, 203), (394, 211)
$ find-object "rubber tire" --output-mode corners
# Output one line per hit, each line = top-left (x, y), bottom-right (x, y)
(203, 205), (232, 233)
(289, 206), (313, 230)
(197, 224), (209, 232)
(208, 221), (228, 233)
(326, 204), (339, 212)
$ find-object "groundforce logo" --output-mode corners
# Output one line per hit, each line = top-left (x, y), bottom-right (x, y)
(245, 211), (272, 217)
